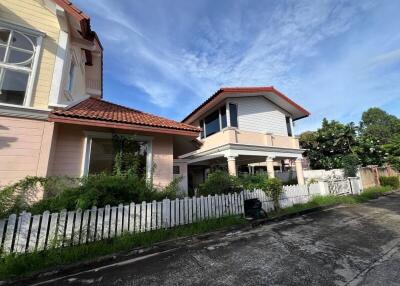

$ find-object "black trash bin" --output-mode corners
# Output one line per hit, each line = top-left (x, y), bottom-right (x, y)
(244, 198), (267, 219)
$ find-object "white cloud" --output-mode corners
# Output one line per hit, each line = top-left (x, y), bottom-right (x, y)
(75, 0), (399, 127)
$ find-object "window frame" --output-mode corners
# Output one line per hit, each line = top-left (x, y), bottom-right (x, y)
(81, 131), (153, 181)
(228, 102), (238, 128)
(0, 20), (44, 108)
(199, 102), (239, 139)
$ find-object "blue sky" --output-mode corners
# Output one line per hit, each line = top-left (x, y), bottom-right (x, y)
(75, 0), (400, 133)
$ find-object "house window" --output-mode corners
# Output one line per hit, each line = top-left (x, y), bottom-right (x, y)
(83, 133), (152, 179)
(204, 110), (220, 137)
(229, 103), (238, 127)
(0, 27), (39, 106)
(220, 106), (227, 129)
(286, 116), (292, 137)
(200, 120), (204, 139)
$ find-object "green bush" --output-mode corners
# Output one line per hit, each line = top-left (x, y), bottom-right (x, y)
(262, 178), (283, 210)
(342, 153), (359, 177)
(23, 174), (176, 215)
(239, 173), (268, 190)
(379, 176), (400, 190)
(198, 170), (241, 196)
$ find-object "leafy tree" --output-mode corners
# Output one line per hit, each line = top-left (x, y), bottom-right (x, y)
(384, 134), (400, 171)
(354, 135), (385, 166)
(299, 119), (357, 169)
(342, 154), (360, 177)
(360, 108), (400, 144)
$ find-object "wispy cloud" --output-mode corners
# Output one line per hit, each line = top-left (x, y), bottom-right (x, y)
(75, 0), (400, 130)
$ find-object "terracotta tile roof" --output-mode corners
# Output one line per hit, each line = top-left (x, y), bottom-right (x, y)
(182, 86), (310, 123)
(50, 98), (201, 134)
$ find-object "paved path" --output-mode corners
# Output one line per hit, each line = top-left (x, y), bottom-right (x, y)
(31, 192), (400, 286)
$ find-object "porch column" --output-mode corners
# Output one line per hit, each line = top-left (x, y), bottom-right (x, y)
(266, 156), (275, 178)
(226, 155), (238, 176)
(295, 158), (305, 185)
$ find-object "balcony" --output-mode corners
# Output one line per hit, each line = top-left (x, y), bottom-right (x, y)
(198, 127), (300, 152)
(86, 78), (102, 97)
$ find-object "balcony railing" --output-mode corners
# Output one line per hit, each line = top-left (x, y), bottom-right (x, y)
(198, 128), (300, 152)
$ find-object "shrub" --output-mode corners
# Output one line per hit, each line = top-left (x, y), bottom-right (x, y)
(342, 154), (359, 177)
(29, 174), (176, 215)
(198, 170), (241, 196)
(379, 176), (400, 190)
(262, 178), (283, 210)
(239, 173), (268, 190)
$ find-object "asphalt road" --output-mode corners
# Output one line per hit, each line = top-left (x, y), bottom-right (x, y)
(31, 192), (400, 286)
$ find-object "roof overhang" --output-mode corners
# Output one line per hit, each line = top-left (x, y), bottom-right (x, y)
(49, 115), (200, 137)
(179, 143), (305, 163)
(182, 87), (310, 124)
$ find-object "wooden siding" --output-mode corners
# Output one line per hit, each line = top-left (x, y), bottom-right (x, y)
(0, 116), (54, 186)
(0, 0), (60, 108)
(231, 96), (290, 136)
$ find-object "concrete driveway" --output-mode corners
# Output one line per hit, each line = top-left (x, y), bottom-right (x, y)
(31, 192), (400, 286)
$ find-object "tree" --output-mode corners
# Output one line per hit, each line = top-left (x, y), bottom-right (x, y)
(354, 135), (385, 166)
(342, 154), (360, 177)
(360, 108), (400, 144)
(299, 119), (357, 169)
(384, 134), (400, 171)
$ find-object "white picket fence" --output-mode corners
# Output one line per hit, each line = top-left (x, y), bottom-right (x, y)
(0, 178), (362, 255)
(243, 183), (323, 212)
(0, 193), (244, 255)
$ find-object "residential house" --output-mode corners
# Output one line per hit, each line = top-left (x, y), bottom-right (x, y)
(0, 0), (199, 189)
(174, 87), (310, 195)
(0, 1), (310, 197)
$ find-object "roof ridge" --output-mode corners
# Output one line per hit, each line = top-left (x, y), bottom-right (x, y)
(95, 98), (197, 129)
(181, 86), (309, 123)
(52, 97), (201, 133)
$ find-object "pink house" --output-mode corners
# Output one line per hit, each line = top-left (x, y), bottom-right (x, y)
(0, 0), (199, 189)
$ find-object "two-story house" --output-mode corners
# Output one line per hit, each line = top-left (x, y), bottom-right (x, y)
(173, 87), (310, 195)
(0, 0), (200, 189)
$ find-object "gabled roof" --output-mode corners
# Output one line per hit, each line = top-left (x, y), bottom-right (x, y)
(182, 86), (310, 123)
(49, 98), (200, 137)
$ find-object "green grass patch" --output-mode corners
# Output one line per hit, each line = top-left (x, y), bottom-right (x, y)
(0, 216), (245, 281)
(269, 186), (393, 218)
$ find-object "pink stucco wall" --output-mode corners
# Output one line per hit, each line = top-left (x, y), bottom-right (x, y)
(0, 116), (55, 187)
(50, 123), (174, 188)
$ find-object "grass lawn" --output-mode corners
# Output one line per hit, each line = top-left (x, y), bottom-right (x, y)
(0, 216), (246, 281)
(270, 186), (394, 218)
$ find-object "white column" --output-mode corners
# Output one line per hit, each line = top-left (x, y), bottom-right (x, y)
(295, 158), (305, 185)
(266, 156), (275, 178)
(226, 155), (238, 176)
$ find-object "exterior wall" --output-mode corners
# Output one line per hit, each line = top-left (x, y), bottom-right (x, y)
(50, 124), (174, 188)
(0, 0), (60, 108)
(152, 134), (173, 188)
(0, 116), (55, 187)
(232, 97), (289, 136)
(50, 124), (85, 177)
